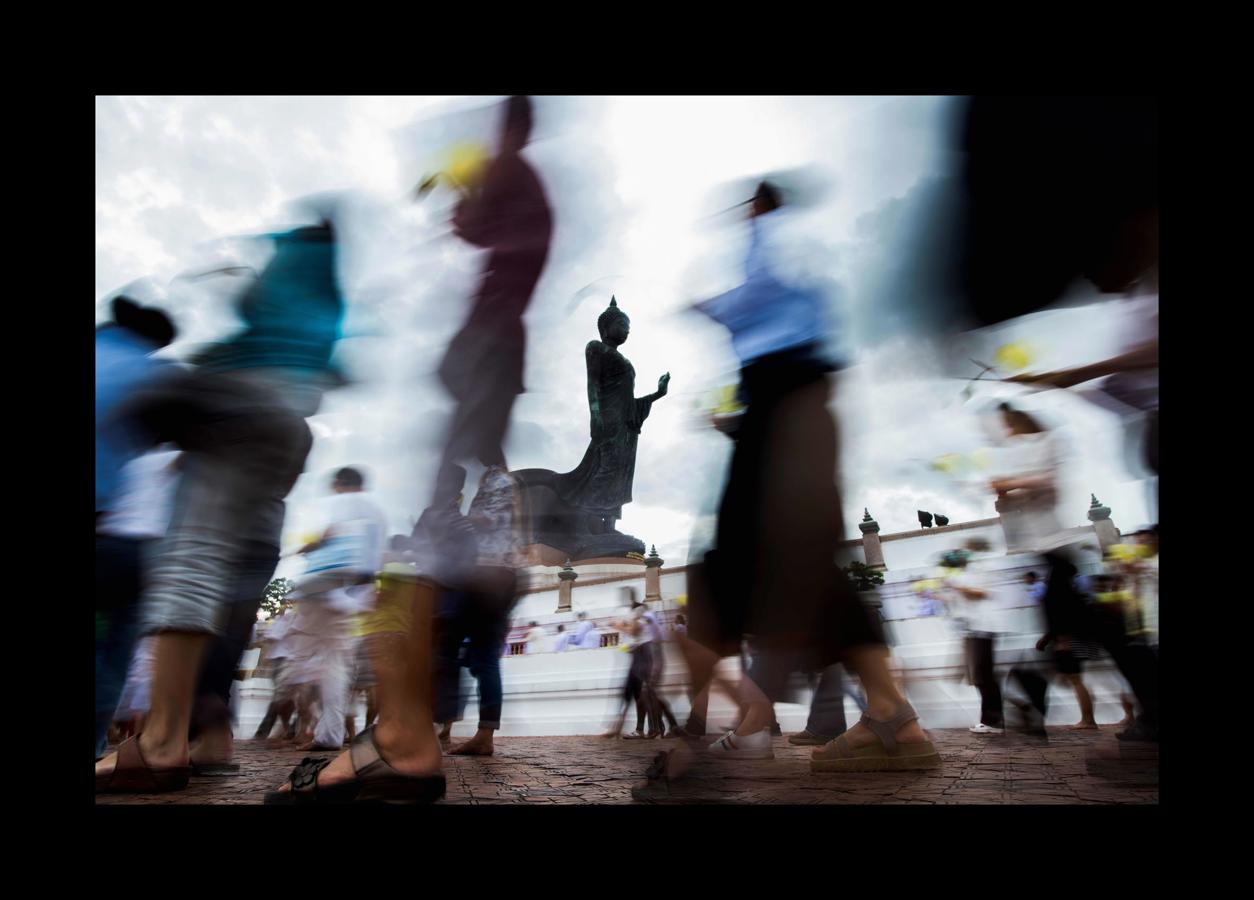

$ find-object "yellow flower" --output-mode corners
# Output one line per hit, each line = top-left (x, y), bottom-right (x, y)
(442, 142), (490, 189)
(711, 385), (744, 416)
(1096, 591), (1134, 606)
(932, 454), (960, 474)
(1106, 544), (1150, 563)
(994, 342), (1034, 372)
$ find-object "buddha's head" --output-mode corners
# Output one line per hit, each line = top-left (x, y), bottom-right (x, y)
(597, 296), (631, 347)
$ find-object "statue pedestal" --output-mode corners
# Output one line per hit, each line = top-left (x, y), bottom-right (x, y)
(517, 544), (571, 568)
(516, 546), (648, 592)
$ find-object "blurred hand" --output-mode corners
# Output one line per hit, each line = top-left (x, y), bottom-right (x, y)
(1035, 636), (1049, 652)
(1004, 371), (1071, 389)
(414, 174), (440, 200)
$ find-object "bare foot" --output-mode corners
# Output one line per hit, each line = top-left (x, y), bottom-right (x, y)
(1069, 722), (1100, 731)
(189, 725), (235, 766)
(450, 737), (494, 756)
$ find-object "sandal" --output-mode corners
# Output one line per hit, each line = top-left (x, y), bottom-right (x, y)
(630, 750), (677, 802)
(631, 749), (726, 804)
(95, 735), (191, 794)
(263, 726), (446, 805)
(810, 702), (941, 772)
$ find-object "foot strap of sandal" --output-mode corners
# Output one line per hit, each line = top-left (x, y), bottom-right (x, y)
(856, 702), (920, 756)
(348, 725), (398, 779)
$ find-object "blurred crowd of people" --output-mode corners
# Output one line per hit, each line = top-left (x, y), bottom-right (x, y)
(96, 95), (1157, 803)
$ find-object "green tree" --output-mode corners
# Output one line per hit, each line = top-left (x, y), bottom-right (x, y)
(260, 577), (296, 620)
(842, 560), (884, 593)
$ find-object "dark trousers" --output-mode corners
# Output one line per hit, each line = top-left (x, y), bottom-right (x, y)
(433, 571), (516, 730)
(648, 646), (680, 732)
(617, 643), (658, 733)
(253, 659), (295, 740)
(96, 535), (150, 758)
(1090, 618), (1159, 735)
(1042, 552), (1158, 735)
(965, 635), (1004, 728)
(1012, 666), (1050, 719)
(433, 328), (522, 506)
(804, 664), (851, 738)
(626, 643), (677, 734)
(254, 695), (282, 740)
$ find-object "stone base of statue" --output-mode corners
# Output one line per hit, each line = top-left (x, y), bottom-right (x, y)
(511, 469), (647, 562)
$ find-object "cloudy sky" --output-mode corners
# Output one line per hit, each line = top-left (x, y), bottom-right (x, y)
(96, 96), (1153, 575)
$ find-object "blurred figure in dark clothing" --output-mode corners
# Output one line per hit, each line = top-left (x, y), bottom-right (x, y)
(432, 95), (553, 505)
(951, 96), (1157, 328)
(634, 181), (940, 801)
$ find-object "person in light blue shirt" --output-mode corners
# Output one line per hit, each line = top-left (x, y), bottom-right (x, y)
(572, 611), (600, 649)
(1024, 570), (1047, 606)
(96, 296), (178, 513)
(95, 295), (179, 759)
(648, 181), (940, 788)
(694, 202), (832, 372)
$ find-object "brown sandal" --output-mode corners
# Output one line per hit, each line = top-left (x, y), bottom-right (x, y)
(811, 702), (941, 772)
(95, 735), (191, 794)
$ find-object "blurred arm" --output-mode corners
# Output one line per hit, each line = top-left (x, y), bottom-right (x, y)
(1007, 340), (1157, 390)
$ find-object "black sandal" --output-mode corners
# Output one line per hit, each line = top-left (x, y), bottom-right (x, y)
(264, 726), (446, 805)
(632, 749), (723, 804)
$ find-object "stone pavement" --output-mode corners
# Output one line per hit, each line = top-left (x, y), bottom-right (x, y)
(96, 727), (1157, 805)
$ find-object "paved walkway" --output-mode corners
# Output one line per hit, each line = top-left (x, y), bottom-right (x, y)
(96, 728), (1157, 805)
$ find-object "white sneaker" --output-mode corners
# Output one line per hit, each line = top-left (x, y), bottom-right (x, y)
(707, 728), (774, 759)
(969, 724), (1005, 735)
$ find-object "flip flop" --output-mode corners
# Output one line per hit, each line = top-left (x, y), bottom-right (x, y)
(96, 735), (191, 794)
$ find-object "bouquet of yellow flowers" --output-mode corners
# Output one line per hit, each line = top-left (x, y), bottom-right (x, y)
(416, 142), (491, 197)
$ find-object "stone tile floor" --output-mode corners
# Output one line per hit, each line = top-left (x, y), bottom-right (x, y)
(96, 727), (1157, 805)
